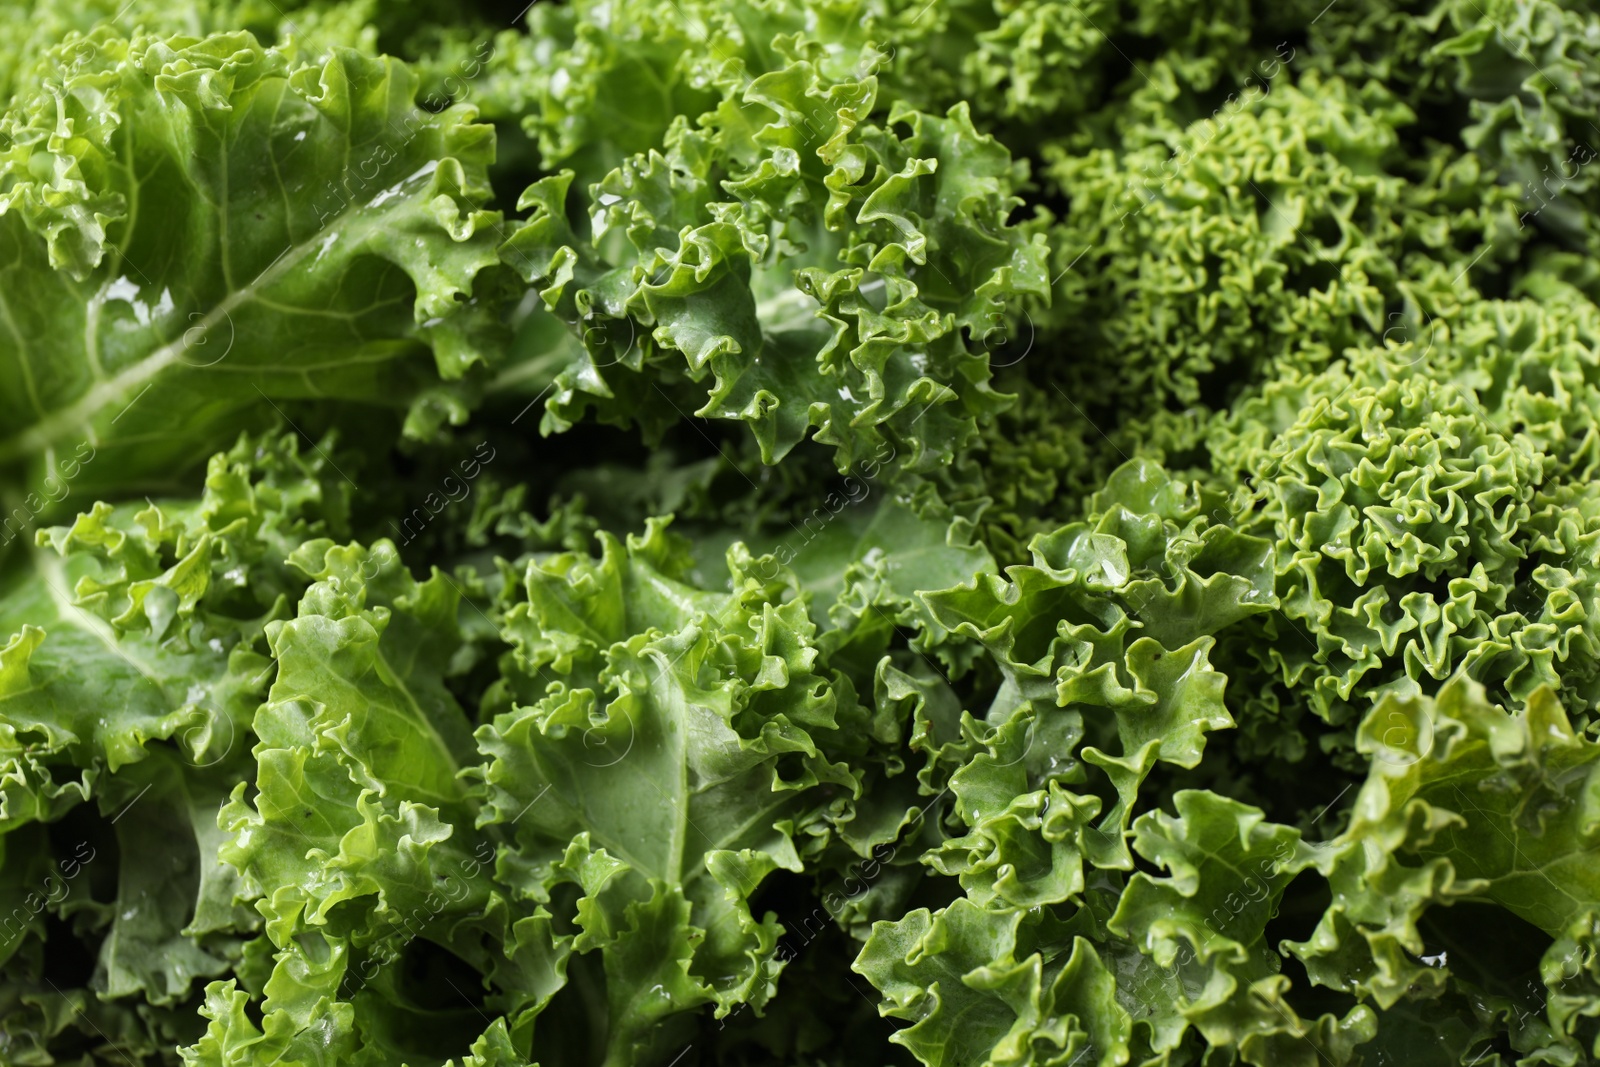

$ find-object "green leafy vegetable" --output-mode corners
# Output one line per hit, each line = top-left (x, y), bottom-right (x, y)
(0, 1), (1597, 1066)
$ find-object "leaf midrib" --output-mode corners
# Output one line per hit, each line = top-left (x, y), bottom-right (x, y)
(33, 544), (172, 699)
(521, 646), (804, 891)
(0, 167), (413, 465)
